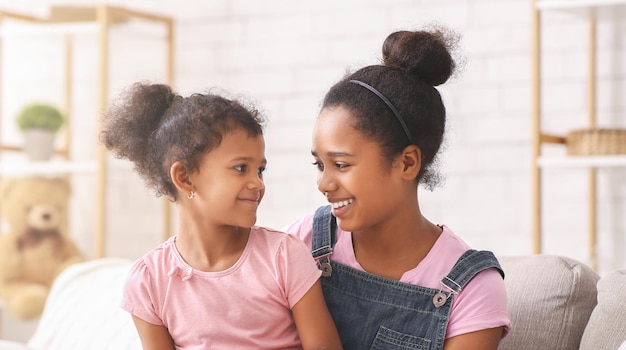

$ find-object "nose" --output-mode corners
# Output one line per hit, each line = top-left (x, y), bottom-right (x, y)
(253, 175), (265, 201)
(316, 168), (337, 195)
(249, 172), (265, 191)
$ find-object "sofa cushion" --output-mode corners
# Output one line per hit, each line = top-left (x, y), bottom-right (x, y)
(580, 269), (626, 350)
(26, 258), (140, 350)
(497, 255), (600, 350)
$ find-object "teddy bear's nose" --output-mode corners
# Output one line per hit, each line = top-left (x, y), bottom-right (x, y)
(42, 213), (51, 221)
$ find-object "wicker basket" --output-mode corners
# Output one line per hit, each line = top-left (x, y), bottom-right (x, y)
(566, 128), (626, 156)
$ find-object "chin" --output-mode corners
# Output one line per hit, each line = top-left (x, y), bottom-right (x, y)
(242, 217), (257, 228)
(336, 218), (357, 233)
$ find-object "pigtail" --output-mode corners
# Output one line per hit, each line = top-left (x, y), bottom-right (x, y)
(100, 83), (177, 197)
(101, 83), (174, 161)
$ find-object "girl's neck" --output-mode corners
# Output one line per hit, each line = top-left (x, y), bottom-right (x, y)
(351, 207), (441, 280)
(175, 222), (250, 272)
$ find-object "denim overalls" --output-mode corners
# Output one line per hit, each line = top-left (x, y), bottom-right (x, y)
(312, 205), (504, 350)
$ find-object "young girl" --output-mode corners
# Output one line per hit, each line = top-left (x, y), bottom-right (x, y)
(285, 29), (511, 349)
(101, 83), (342, 350)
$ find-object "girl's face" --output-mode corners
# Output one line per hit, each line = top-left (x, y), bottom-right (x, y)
(190, 128), (266, 228)
(312, 106), (407, 233)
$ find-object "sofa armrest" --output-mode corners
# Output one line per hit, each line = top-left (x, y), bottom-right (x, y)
(580, 269), (626, 350)
(26, 258), (141, 350)
(497, 255), (599, 350)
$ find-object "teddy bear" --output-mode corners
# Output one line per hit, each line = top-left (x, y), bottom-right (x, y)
(0, 176), (85, 320)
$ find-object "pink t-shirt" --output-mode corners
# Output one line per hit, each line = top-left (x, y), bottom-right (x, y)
(121, 226), (322, 350)
(284, 215), (511, 339)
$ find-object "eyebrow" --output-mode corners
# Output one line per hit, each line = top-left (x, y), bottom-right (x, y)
(231, 156), (267, 164)
(311, 150), (354, 157)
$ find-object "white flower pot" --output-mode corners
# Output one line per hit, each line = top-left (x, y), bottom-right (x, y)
(22, 129), (56, 161)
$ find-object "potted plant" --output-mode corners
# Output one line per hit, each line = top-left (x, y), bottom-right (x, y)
(15, 102), (65, 161)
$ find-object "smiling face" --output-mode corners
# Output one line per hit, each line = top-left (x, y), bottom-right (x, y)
(312, 106), (408, 233)
(189, 128), (267, 228)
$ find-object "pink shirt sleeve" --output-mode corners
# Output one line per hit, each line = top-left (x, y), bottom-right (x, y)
(276, 232), (322, 308)
(120, 259), (163, 326)
(447, 267), (510, 338)
(282, 214), (314, 248)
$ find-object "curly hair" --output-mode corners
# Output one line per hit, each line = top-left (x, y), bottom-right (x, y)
(100, 83), (265, 201)
(321, 27), (458, 190)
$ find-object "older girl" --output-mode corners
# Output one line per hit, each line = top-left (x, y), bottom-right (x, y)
(285, 29), (510, 350)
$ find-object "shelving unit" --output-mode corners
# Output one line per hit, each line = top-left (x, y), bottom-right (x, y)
(531, 0), (626, 269)
(0, 5), (174, 258)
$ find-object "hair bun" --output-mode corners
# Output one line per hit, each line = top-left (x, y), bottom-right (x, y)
(382, 29), (455, 86)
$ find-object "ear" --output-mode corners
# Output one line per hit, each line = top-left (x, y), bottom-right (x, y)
(395, 144), (421, 180)
(170, 161), (194, 195)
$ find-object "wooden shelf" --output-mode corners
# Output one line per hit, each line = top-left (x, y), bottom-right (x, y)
(0, 5), (174, 258)
(0, 22), (98, 37)
(536, 0), (626, 20)
(531, 0), (626, 270)
(536, 0), (626, 10)
(0, 160), (97, 176)
(538, 155), (626, 168)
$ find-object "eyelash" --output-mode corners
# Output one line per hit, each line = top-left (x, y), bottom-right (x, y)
(311, 161), (348, 170)
(312, 161), (324, 171)
(235, 165), (266, 175)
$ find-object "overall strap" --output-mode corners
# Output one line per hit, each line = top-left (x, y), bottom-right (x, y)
(440, 249), (505, 294)
(311, 205), (337, 277)
(311, 205), (336, 259)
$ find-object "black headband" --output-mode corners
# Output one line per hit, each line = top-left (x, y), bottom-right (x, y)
(348, 80), (413, 143)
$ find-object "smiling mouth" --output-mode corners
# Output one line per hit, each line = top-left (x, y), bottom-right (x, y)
(240, 191), (261, 204)
(331, 199), (354, 209)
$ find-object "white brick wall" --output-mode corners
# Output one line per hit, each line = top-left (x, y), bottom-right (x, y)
(0, 0), (624, 275)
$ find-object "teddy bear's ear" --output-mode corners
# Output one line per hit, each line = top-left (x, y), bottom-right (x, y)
(0, 178), (16, 200)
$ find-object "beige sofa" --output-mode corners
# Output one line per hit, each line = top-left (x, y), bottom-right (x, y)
(498, 255), (625, 350)
(0, 255), (624, 350)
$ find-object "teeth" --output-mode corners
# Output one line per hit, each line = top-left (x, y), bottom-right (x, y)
(332, 199), (354, 209)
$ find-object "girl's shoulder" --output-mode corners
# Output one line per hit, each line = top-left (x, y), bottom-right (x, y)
(281, 214), (314, 237)
(140, 235), (176, 258)
(252, 226), (312, 252)
(251, 225), (288, 244)
(397, 226), (471, 286)
(129, 236), (179, 277)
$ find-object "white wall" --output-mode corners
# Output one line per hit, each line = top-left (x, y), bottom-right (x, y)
(0, 0), (624, 275)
